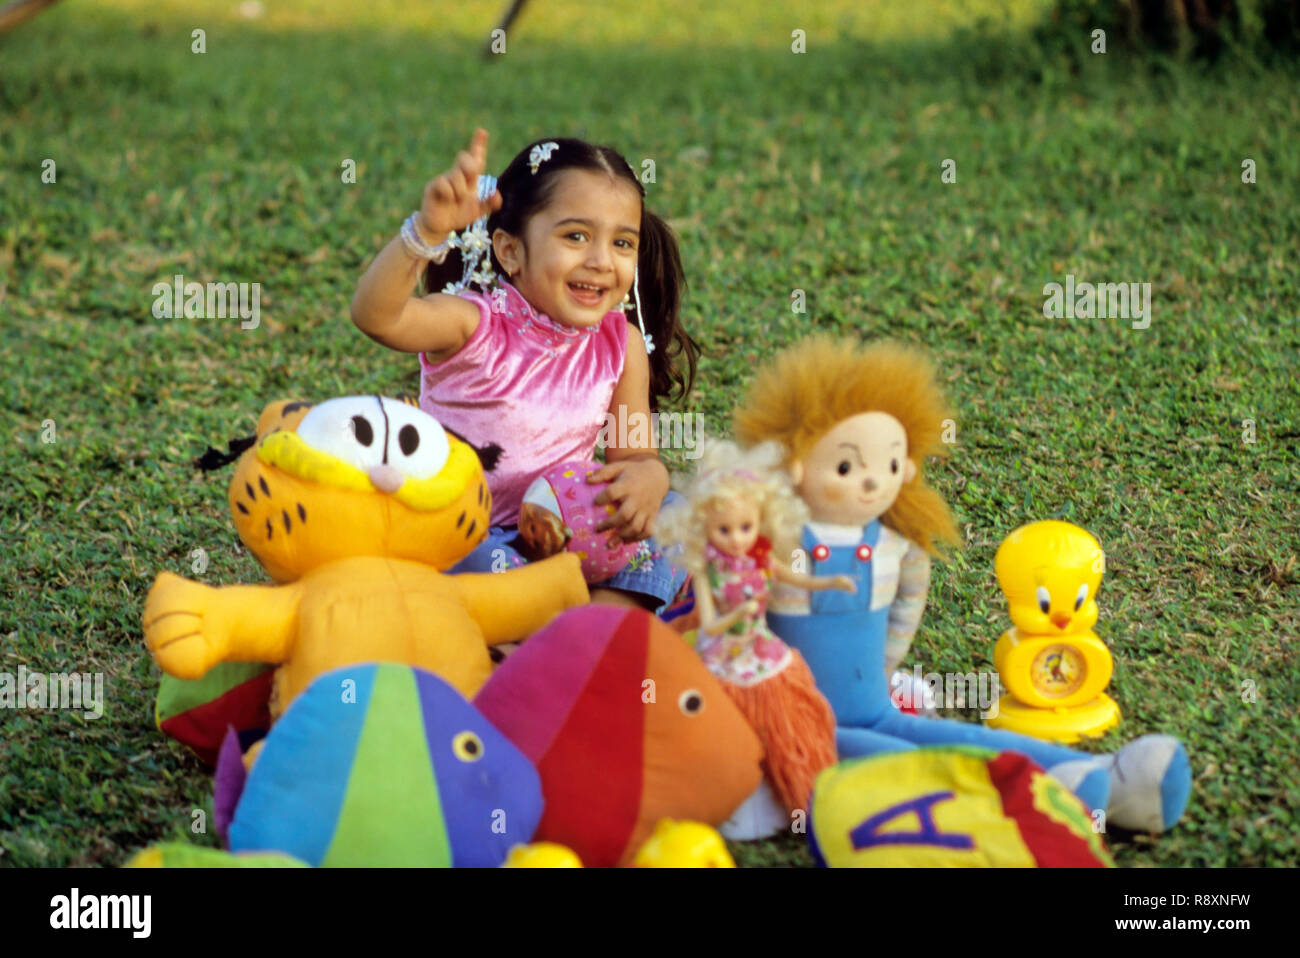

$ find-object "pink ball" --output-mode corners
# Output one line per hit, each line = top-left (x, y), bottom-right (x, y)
(519, 460), (639, 583)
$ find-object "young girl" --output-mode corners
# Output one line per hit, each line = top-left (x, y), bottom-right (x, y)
(351, 130), (699, 610)
(658, 440), (854, 818)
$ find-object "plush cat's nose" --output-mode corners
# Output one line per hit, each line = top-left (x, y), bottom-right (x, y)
(368, 464), (404, 494)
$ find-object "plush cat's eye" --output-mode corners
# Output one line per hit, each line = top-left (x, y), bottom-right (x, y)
(297, 398), (389, 473)
(381, 401), (450, 480)
(350, 416), (374, 447)
(296, 397), (451, 480)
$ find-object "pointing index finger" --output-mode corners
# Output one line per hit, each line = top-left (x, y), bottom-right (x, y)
(471, 128), (490, 171)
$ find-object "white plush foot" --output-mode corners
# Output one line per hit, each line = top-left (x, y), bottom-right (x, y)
(719, 779), (789, 841)
(1050, 735), (1191, 834)
(1046, 756), (1112, 816)
(1106, 734), (1191, 834)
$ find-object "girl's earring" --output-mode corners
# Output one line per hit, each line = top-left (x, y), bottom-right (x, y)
(633, 268), (654, 354)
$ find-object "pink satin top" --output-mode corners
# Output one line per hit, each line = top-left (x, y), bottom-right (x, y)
(419, 281), (628, 527)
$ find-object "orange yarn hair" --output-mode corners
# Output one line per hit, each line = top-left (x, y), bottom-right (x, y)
(723, 651), (837, 814)
(732, 337), (961, 557)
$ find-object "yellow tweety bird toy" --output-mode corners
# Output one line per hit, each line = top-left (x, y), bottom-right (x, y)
(986, 520), (1121, 743)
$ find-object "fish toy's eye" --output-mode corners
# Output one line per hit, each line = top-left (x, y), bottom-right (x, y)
(678, 689), (704, 716)
(1074, 583), (1089, 611)
(452, 731), (484, 762)
(1036, 586), (1051, 615)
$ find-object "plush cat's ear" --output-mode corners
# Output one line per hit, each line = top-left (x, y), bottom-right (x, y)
(394, 394), (420, 408)
(257, 399), (314, 435)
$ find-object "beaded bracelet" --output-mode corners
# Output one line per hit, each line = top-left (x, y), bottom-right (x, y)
(400, 213), (454, 263)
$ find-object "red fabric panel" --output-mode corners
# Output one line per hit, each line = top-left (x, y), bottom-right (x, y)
(988, 750), (1109, 868)
(534, 612), (646, 867)
(159, 671), (274, 766)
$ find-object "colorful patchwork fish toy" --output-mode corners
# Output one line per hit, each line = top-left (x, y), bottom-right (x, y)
(475, 605), (765, 867)
(222, 663), (543, 867)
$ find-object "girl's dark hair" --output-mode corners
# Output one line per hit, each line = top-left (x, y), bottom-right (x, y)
(423, 137), (698, 410)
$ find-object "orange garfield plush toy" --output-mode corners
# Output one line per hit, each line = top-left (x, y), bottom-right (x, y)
(143, 396), (589, 717)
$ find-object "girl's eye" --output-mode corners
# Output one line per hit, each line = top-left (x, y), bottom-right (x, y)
(837, 461), (852, 476)
(565, 231), (586, 242)
(615, 238), (635, 250)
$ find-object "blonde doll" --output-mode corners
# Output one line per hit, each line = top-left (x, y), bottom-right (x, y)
(659, 440), (855, 814)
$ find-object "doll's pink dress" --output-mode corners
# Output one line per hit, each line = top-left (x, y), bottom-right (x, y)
(696, 544), (794, 687)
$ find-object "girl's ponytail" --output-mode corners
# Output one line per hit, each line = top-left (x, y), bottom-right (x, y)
(636, 209), (698, 411)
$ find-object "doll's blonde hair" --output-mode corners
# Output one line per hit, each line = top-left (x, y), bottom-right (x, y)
(658, 440), (809, 574)
(732, 337), (960, 557)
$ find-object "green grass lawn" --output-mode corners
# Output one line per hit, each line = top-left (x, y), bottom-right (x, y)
(2, 0), (1297, 868)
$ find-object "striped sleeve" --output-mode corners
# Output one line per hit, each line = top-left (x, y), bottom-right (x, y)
(884, 540), (932, 673)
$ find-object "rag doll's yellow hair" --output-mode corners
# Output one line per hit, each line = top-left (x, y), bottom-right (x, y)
(733, 337), (961, 557)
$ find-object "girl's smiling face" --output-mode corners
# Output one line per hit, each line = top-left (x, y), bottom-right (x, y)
(492, 168), (642, 329)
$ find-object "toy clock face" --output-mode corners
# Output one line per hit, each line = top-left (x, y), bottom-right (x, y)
(1029, 644), (1087, 699)
(996, 631), (1112, 710)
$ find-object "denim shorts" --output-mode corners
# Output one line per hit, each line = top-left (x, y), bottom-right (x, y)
(447, 490), (689, 615)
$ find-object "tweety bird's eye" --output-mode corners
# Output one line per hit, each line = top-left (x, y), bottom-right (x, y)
(1074, 583), (1089, 611)
(678, 690), (704, 716)
(1036, 586), (1051, 615)
(452, 731), (484, 762)
(837, 461), (852, 476)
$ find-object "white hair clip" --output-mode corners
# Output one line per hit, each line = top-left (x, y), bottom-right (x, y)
(528, 141), (559, 174)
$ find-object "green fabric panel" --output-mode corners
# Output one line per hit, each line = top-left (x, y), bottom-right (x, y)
(154, 662), (274, 724)
(322, 665), (450, 867)
(143, 842), (308, 868)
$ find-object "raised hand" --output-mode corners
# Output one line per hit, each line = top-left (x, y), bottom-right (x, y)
(417, 128), (503, 242)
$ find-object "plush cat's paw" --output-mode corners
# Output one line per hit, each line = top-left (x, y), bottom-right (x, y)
(143, 571), (224, 679)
